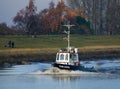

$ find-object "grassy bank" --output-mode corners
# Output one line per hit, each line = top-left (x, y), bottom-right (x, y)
(0, 35), (120, 49)
(0, 35), (120, 63)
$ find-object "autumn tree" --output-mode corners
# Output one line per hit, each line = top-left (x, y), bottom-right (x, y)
(37, 1), (57, 34)
(39, 0), (67, 33)
(13, 0), (38, 35)
(38, 9), (51, 34)
(39, 0), (87, 34)
(45, 0), (66, 32)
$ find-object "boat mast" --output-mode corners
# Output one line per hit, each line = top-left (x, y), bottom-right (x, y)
(63, 24), (74, 51)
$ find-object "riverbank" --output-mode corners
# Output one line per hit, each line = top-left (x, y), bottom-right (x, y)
(0, 46), (120, 65)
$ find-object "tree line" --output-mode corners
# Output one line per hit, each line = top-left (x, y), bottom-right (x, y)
(0, 0), (120, 35)
(66, 0), (120, 35)
(13, 0), (91, 35)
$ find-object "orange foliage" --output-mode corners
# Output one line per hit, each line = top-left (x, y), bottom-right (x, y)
(43, 0), (86, 32)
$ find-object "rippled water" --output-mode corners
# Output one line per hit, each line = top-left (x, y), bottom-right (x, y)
(0, 59), (120, 89)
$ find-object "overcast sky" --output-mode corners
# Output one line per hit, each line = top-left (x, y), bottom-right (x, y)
(0, 0), (58, 26)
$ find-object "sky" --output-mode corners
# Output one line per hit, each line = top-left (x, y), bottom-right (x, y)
(0, 0), (58, 26)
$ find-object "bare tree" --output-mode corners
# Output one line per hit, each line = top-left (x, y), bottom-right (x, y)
(65, 0), (120, 35)
(13, 0), (37, 35)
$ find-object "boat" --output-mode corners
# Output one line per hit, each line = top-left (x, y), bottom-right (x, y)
(52, 24), (97, 72)
(53, 47), (82, 70)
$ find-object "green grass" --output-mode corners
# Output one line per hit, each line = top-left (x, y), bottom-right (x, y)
(71, 35), (120, 47)
(0, 35), (120, 49)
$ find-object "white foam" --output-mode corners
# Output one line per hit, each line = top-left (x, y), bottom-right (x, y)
(31, 67), (98, 75)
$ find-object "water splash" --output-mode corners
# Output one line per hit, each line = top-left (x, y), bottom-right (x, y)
(31, 67), (97, 75)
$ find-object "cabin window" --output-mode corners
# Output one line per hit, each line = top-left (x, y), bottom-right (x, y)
(70, 54), (77, 61)
(65, 54), (68, 60)
(74, 54), (78, 60)
(60, 54), (64, 60)
(56, 54), (59, 60)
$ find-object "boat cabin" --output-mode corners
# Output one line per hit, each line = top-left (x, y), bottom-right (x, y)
(55, 47), (80, 66)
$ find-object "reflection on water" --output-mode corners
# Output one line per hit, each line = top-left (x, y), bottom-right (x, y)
(52, 75), (81, 81)
(0, 59), (120, 89)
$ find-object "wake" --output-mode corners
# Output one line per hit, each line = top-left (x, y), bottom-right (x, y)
(31, 67), (98, 75)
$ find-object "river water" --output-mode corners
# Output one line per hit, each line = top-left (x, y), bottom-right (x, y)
(0, 59), (120, 89)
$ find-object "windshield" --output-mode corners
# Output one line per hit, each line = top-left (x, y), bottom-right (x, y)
(70, 54), (78, 61)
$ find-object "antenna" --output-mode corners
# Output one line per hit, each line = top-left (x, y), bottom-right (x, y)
(63, 24), (75, 51)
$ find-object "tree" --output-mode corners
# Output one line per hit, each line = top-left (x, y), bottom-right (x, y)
(38, 9), (51, 34)
(66, 0), (120, 35)
(106, 0), (120, 35)
(38, 0), (67, 33)
(13, 0), (38, 35)
(0, 23), (16, 35)
(39, 0), (86, 34)
(46, 0), (66, 32)
(76, 16), (92, 34)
